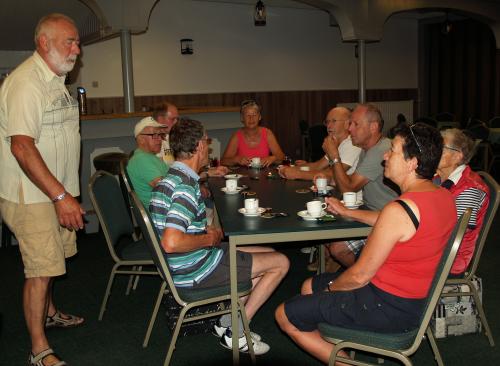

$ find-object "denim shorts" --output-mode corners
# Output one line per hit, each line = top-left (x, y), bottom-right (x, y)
(284, 272), (425, 333)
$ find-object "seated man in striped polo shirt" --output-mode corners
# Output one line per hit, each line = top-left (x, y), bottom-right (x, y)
(149, 118), (289, 355)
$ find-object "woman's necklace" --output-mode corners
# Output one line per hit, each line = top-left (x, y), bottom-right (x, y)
(243, 128), (261, 146)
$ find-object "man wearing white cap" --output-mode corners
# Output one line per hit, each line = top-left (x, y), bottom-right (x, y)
(127, 117), (169, 207)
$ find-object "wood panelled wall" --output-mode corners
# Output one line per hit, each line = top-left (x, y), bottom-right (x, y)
(87, 88), (417, 158)
(421, 19), (500, 125)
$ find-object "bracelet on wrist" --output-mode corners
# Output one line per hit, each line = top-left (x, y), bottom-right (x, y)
(51, 191), (67, 203)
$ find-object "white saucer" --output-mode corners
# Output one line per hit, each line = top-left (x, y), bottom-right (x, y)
(341, 200), (364, 209)
(221, 187), (244, 195)
(224, 174), (243, 180)
(238, 207), (266, 216)
(310, 185), (334, 192)
(297, 210), (326, 220)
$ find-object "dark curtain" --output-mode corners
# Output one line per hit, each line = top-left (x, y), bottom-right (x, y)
(421, 19), (499, 126)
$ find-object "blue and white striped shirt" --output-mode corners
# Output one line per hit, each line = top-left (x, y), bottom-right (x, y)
(149, 161), (223, 287)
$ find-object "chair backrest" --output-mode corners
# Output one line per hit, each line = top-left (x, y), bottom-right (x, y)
(488, 116), (500, 128)
(118, 157), (136, 223)
(465, 172), (500, 277)
(465, 118), (490, 141)
(129, 190), (184, 305)
(299, 119), (309, 135)
(414, 116), (437, 128)
(120, 158), (135, 193)
(308, 124), (328, 161)
(406, 209), (471, 354)
(89, 171), (136, 262)
(434, 112), (455, 122)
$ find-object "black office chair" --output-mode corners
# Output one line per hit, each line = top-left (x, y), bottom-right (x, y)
(299, 119), (309, 160)
(465, 118), (489, 141)
(414, 116), (438, 128)
(488, 116), (500, 128)
(129, 191), (256, 364)
(308, 124), (328, 162)
(88, 171), (157, 321)
(434, 112), (456, 122)
(440, 171), (499, 346)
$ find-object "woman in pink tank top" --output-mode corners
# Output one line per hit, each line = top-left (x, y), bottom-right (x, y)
(221, 100), (285, 167)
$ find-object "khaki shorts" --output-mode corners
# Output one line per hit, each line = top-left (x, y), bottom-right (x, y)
(0, 194), (77, 278)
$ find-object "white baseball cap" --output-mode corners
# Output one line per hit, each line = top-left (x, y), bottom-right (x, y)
(134, 117), (164, 137)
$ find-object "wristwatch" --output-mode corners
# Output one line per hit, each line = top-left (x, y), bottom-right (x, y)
(327, 280), (335, 292)
(328, 157), (340, 167)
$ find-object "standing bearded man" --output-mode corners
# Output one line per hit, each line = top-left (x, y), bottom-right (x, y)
(0, 13), (84, 366)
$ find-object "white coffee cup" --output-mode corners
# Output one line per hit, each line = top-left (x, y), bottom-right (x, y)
(225, 179), (238, 192)
(251, 157), (261, 167)
(306, 200), (327, 217)
(315, 177), (328, 192)
(356, 190), (363, 204)
(343, 192), (357, 206)
(244, 198), (259, 214)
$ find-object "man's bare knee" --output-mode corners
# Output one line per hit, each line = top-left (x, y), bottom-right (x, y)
(25, 277), (51, 288)
(251, 251), (289, 278)
(328, 242), (350, 257)
(301, 277), (313, 295)
(278, 252), (290, 272)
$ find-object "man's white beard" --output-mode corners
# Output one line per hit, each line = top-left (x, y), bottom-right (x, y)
(47, 47), (76, 75)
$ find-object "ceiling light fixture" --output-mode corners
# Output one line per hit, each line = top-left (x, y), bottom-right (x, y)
(254, 1), (266, 26)
(441, 11), (453, 35)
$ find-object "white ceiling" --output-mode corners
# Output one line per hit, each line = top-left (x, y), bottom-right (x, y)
(0, 0), (318, 51)
(0, 0), (95, 51)
(0, 0), (473, 52)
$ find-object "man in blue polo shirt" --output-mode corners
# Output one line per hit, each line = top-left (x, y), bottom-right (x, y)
(150, 118), (289, 355)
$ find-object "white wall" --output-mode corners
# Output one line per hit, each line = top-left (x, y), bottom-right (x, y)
(78, 0), (418, 98)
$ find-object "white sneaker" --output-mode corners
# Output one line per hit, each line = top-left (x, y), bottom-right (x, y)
(220, 329), (270, 355)
(213, 321), (262, 341)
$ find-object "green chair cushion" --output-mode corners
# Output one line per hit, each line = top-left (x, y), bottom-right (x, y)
(318, 322), (419, 351)
(115, 236), (152, 261)
(178, 280), (252, 303)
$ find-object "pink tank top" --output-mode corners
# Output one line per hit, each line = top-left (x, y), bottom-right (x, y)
(236, 127), (270, 158)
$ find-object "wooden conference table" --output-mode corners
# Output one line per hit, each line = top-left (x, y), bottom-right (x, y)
(208, 166), (371, 364)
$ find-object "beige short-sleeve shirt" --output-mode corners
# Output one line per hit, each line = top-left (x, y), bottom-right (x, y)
(0, 52), (80, 204)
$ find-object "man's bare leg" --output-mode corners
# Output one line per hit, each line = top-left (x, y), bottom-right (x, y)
(45, 277), (84, 326)
(235, 246), (277, 305)
(327, 241), (355, 268)
(244, 251), (289, 320)
(24, 276), (62, 365)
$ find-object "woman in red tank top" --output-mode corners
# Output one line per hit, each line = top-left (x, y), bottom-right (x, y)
(221, 100), (285, 167)
(276, 121), (457, 364)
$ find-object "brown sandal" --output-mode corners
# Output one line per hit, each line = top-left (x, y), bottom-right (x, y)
(28, 348), (67, 366)
(45, 310), (84, 328)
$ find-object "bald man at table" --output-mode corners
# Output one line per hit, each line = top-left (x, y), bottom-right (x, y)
(279, 107), (361, 181)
